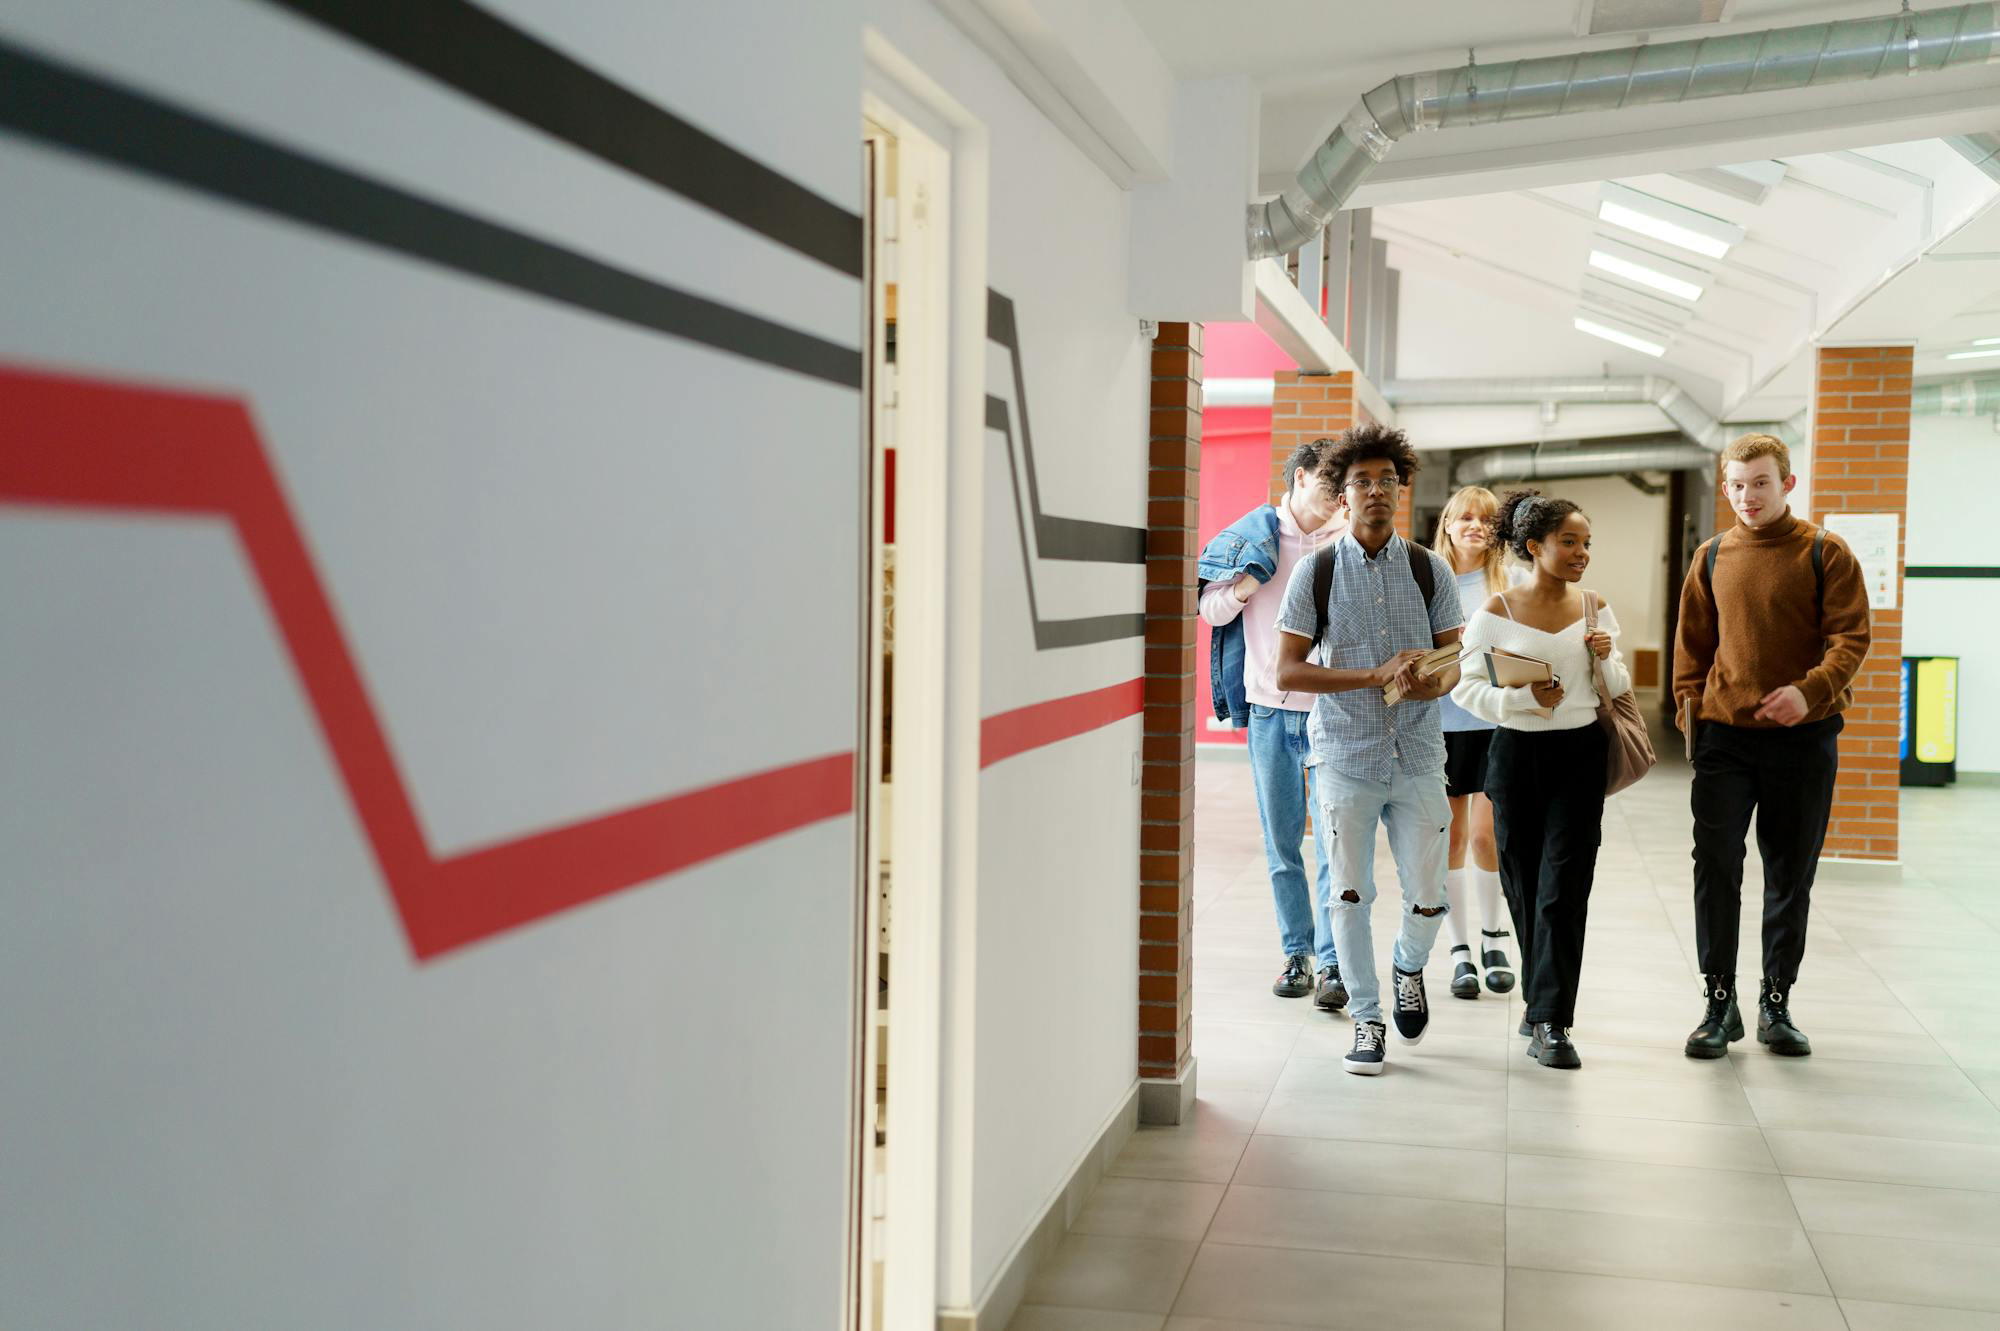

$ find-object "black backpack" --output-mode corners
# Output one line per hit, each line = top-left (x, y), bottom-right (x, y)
(1309, 539), (1437, 653)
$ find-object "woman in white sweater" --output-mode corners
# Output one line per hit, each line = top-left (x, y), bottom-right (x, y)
(1450, 490), (1630, 1070)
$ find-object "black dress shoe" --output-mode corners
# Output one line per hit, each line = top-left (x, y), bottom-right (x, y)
(1757, 977), (1812, 1057)
(1518, 1016), (1532, 1037)
(1449, 945), (1480, 1000)
(1684, 975), (1745, 1060)
(1527, 1022), (1581, 1069)
(1481, 930), (1516, 994)
(1314, 964), (1348, 1011)
(1272, 954), (1313, 998)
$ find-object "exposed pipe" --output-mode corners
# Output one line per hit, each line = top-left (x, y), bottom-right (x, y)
(1946, 129), (2000, 179)
(1914, 370), (2000, 413)
(1456, 438), (1713, 485)
(1250, 3), (2000, 259)
(1384, 376), (1801, 451)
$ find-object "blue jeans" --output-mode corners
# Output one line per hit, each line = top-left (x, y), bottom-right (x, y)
(1314, 764), (1450, 1023)
(1248, 705), (1336, 969)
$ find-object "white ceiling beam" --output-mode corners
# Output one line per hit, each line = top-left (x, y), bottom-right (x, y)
(1251, 259), (1396, 426)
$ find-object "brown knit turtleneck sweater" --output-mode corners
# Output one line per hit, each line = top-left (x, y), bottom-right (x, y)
(1672, 509), (1872, 730)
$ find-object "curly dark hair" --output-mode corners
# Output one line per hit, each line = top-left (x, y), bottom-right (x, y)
(1316, 421), (1421, 492)
(1494, 488), (1585, 561)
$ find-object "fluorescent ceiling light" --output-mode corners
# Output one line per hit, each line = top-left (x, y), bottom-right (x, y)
(1945, 348), (2000, 360)
(1599, 183), (1744, 259)
(1974, 337), (2000, 346)
(1589, 249), (1705, 301)
(1574, 316), (1666, 357)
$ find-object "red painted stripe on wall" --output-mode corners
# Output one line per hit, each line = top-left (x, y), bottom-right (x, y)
(2, 363), (1142, 959)
(981, 678), (1144, 769)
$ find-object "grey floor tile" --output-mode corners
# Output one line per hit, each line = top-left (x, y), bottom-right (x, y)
(1072, 1178), (1227, 1243)
(1205, 1184), (1503, 1265)
(1837, 1301), (2000, 1330)
(1190, 1088), (1272, 1136)
(1506, 1153), (1800, 1227)
(1505, 1068), (1757, 1125)
(1771, 1028), (1957, 1066)
(1731, 1055), (1984, 1099)
(1746, 1087), (2000, 1144)
(1231, 1134), (1504, 1204)
(1165, 1319), (1321, 1331)
(1786, 1176), (2000, 1245)
(1107, 1128), (1250, 1185)
(1504, 1267), (1846, 1331)
(1022, 1234), (1200, 1315)
(1505, 1206), (1829, 1294)
(1006, 1308), (1167, 1331)
(1507, 1108), (1779, 1173)
(1258, 1091), (1506, 1151)
(1813, 1232), (2000, 1312)
(1273, 1052), (1505, 1104)
(1170, 1243), (1502, 1329)
(1765, 1128), (2000, 1192)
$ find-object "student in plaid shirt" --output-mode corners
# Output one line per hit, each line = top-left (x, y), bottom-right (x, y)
(1275, 425), (1463, 1075)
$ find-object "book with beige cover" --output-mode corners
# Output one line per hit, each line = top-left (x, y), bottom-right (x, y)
(1382, 645), (1465, 706)
(1478, 648), (1554, 689)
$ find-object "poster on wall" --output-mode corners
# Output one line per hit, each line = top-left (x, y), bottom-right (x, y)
(1822, 512), (1898, 610)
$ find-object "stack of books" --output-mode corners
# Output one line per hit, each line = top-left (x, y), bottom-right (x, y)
(1382, 646), (1465, 706)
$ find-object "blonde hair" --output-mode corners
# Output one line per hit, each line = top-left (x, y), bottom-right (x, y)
(1433, 485), (1505, 595)
(1723, 432), (1791, 480)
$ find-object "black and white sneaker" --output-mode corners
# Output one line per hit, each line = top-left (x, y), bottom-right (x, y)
(1449, 945), (1480, 1000)
(1314, 964), (1348, 1011)
(1344, 1020), (1388, 1075)
(1391, 966), (1430, 1044)
(1272, 953), (1313, 998)
(1481, 930), (1516, 995)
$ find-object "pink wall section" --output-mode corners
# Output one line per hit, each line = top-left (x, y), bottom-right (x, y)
(1196, 323), (1295, 746)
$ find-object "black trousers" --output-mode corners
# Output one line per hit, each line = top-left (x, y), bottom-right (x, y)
(1484, 725), (1608, 1028)
(1690, 717), (1841, 985)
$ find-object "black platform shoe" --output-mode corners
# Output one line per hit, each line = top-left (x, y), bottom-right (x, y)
(1526, 1022), (1581, 1069)
(1684, 975), (1744, 1060)
(1757, 977), (1812, 1057)
(1481, 930), (1516, 994)
(1449, 945), (1480, 1000)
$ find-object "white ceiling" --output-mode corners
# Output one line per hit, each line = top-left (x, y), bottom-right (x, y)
(1375, 136), (2000, 418)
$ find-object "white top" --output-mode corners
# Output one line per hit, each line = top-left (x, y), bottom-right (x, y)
(1199, 496), (1344, 711)
(1450, 594), (1632, 732)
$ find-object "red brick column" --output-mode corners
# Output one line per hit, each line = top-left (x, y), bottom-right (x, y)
(1140, 323), (1200, 1116)
(1270, 371), (1354, 503)
(1811, 345), (1911, 862)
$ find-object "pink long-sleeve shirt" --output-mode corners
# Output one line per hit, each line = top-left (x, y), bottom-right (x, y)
(1199, 497), (1344, 713)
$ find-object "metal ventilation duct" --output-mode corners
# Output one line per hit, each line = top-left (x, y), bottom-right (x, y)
(1383, 376), (1806, 452)
(1455, 439), (1714, 484)
(1914, 371), (2000, 413)
(1947, 129), (2000, 179)
(1250, 3), (2000, 259)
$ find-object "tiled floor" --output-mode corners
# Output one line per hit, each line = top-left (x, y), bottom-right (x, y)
(1009, 737), (2000, 1330)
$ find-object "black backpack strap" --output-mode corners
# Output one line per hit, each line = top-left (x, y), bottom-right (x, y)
(1406, 540), (1435, 608)
(1311, 543), (1338, 650)
(1703, 535), (1719, 591)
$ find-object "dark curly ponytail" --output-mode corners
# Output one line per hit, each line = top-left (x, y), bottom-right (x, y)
(1494, 488), (1583, 562)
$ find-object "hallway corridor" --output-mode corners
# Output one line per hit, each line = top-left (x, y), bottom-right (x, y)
(1011, 750), (2000, 1330)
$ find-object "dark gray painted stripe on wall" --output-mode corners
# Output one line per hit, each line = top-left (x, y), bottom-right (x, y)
(257, 0), (866, 279)
(1907, 566), (2000, 578)
(0, 41), (863, 388)
(987, 291), (1149, 566)
(988, 395), (1148, 649)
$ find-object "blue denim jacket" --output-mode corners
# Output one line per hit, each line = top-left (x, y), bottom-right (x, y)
(1196, 504), (1282, 728)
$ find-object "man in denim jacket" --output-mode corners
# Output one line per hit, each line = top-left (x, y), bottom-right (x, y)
(1197, 438), (1349, 1006)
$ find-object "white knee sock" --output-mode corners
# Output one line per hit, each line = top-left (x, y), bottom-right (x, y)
(1474, 867), (1507, 940)
(1443, 868), (1472, 955)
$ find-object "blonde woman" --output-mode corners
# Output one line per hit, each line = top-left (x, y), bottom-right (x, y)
(1433, 487), (1515, 1001)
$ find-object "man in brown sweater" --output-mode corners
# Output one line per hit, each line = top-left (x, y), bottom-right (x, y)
(1673, 433), (1871, 1060)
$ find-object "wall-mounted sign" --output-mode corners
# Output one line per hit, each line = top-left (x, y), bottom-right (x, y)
(1823, 512), (1898, 610)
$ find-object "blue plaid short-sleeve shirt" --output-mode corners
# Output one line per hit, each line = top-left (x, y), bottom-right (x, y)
(1274, 532), (1463, 783)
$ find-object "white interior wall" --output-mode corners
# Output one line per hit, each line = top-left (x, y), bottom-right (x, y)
(1543, 476), (1671, 679)
(866, 1), (1150, 1309)
(1903, 412), (2000, 773)
(0, 4), (864, 1328)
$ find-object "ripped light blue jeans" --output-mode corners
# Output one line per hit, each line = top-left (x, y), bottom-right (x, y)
(1313, 764), (1451, 1024)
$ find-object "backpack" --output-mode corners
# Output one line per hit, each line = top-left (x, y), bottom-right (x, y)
(1700, 528), (1825, 615)
(1309, 538), (1437, 653)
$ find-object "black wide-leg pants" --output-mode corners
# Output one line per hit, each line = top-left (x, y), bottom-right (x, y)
(1690, 717), (1841, 985)
(1484, 724), (1608, 1028)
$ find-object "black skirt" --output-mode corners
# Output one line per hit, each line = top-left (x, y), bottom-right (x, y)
(1444, 728), (1494, 799)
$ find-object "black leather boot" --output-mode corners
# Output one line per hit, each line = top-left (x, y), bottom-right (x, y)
(1527, 1021), (1581, 1069)
(1757, 977), (1812, 1057)
(1683, 975), (1744, 1060)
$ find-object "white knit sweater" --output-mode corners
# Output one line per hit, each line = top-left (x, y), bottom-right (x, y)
(1451, 599), (1632, 731)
